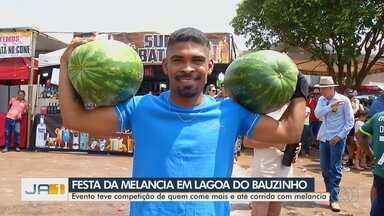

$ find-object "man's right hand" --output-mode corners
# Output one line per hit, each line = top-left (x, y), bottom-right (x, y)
(60, 37), (94, 65)
(330, 101), (344, 109)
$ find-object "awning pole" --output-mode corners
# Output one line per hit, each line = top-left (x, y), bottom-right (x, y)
(26, 30), (37, 149)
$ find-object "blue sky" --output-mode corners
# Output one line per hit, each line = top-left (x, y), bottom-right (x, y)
(1, 0), (248, 50)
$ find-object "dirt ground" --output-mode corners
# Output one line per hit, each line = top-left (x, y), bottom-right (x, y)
(0, 149), (373, 216)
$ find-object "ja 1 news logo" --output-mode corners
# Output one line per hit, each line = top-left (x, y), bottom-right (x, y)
(21, 178), (68, 201)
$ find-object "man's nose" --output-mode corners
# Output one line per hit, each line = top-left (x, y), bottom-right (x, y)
(181, 62), (195, 73)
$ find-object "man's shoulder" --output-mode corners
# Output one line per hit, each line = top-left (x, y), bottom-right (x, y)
(335, 92), (349, 101)
(130, 94), (161, 107)
(217, 97), (243, 109)
(372, 112), (384, 121)
(373, 96), (384, 105)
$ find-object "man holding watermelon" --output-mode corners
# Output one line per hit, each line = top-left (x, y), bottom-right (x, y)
(59, 27), (308, 216)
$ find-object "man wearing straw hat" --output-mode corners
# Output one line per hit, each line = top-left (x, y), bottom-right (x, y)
(314, 76), (354, 212)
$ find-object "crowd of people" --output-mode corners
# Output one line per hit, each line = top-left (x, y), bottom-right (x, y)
(205, 76), (383, 215)
(303, 81), (381, 172)
(1, 27), (383, 215)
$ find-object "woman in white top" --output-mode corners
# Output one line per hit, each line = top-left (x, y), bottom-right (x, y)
(244, 105), (297, 216)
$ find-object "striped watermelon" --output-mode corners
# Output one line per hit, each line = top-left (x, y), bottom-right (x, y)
(224, 50), (298, 114)
(68, 40), (143, 106)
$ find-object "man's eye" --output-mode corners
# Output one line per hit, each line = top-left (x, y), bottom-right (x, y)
(193, 59), (205, 63)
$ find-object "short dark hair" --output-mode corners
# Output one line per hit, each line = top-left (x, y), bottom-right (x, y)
(356, 109), (368, 117)
(167, 27), (210, 51)
(18, 90), (25, 94)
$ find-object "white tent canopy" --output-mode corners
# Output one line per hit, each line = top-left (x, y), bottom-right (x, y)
(38, 48), (65, 67)
(38, 35), (110, 68)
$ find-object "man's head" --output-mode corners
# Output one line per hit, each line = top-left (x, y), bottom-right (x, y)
(345, 89), (356, 100)
(315, 76), (337, 99)
(312, 88), (320, 99)
(17, 90), (25, 101)
(319, 87), (335, 99)
(356, 109), (368, 121)
(162, 27), (214, 98)
(205, 84), (217, 97)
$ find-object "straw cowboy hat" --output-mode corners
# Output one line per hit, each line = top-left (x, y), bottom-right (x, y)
(314, 76), (339, 88)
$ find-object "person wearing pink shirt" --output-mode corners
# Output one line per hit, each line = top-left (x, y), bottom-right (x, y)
(2, 90), (28, 152)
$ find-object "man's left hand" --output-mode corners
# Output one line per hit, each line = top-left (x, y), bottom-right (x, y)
(329, 136), (341, 145)
(291, 73), (309, 101)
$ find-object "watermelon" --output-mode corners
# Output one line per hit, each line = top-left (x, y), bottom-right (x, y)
(68, 40), (143, 106)
(224, 50), (298, 114)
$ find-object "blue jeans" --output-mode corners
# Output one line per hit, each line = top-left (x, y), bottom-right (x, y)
(320, 139), (346, 202)
(371, 175), (384, 216)
(5, 118), (21, 148)
(301, 125), (311, 154)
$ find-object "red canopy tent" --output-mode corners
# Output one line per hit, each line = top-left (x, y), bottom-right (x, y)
(0, 57), (38, 148)
(0, 27), (67, 149)
(0, 57), (38, 85)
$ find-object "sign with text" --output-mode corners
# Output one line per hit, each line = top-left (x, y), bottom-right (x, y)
(22, 177), (329, 202)
(0, 31), (33, 58)
(111, 32), (231, 65)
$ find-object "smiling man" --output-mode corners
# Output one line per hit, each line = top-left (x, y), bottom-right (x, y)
(59, 27), (307, 216)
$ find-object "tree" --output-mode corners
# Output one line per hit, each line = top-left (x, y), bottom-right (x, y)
(231, 0), (384, 88)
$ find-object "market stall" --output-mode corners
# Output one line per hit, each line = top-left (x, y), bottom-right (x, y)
(35, 41), (134, 154)
(0, 57), (37, 148)
(0, 27), (67, 149)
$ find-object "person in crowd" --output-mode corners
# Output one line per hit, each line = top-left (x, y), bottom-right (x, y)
(244, 104), (301, 216)
(205, 83), (217, 98)
(367, 83), (384, 206)
(215, 82), (227, 101)
(368, 83), (384, 118)
(356, 110), (384, 216)
(307, 88), (321, 148)
(2, 90), (28, 153)
(345, 89), (364, 168)
(59, 27), (308, 216)
(314, 76), (354, 212)
(353, 109), (369, 170)
(347, 89), (364, 114)
(301, 105), (311, 157)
